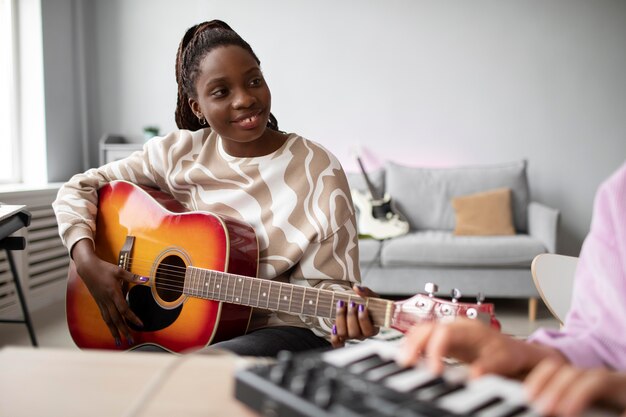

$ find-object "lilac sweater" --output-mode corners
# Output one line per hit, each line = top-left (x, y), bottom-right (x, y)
(529, 162), (626, 370)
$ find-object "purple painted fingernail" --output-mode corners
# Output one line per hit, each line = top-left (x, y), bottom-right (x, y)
(332, 324), (337, 335)
(358, 304), (365, 313)
(138, 275), (149, 283)
(350, 301), (356, 309)
(337, 300), (344, 308)
(356, 285), (365, 291)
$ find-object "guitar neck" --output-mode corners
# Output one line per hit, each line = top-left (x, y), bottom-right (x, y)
(184, 266), (394, 328)
(356, 157), (383, 200)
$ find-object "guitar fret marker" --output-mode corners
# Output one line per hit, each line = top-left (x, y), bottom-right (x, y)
(315, 291), (320, 316)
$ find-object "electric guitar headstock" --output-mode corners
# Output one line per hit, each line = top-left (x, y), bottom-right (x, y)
(390, 283), (501, 333)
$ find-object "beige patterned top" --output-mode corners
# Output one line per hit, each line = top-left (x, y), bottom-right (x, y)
(52, 128), (361, 338)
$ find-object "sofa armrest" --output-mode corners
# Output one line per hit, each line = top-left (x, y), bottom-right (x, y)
(528, 202), (560, 253)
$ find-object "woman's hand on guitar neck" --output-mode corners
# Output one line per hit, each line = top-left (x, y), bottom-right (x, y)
(71, 239), (147, 346)
(330, 285), (380, 348)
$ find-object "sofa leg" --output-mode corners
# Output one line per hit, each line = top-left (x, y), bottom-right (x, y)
(528, 297), (538, 322)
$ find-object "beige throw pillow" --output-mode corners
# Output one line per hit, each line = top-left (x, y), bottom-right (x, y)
(452, 188), (515, 236)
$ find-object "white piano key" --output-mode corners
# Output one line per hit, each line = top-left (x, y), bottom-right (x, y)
(322, 341), (383, 367)
(439, 374), (616, 417)
(322, 340), (399, 367)
(438, 375), (527, 414)
(437, 385), (502, 414)
(384, 366), (440, 393)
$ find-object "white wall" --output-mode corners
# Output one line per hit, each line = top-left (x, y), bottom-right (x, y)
(45, 0), (626, 255)
(41, 0), (84, 181)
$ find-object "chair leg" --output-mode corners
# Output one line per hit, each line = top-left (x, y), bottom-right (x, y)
(528, 297), (538, 322)
(5, 249), (38, 346)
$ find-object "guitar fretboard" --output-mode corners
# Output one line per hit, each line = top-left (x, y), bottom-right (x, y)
(183, 266), (392, 327)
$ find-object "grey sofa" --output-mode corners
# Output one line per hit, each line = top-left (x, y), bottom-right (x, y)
(348, 160), (559, 320)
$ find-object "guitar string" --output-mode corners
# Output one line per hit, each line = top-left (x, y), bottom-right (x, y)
(122, 256), (387, 311)
(127, 281), (389, 319)
(144, 278), (386, 315)
(131, 276), (389, 318)
(117, 257), (391, 316)
(120, 256), (343, 294)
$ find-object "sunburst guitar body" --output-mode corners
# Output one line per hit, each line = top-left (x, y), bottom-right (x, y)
(65, 180), (258, 353)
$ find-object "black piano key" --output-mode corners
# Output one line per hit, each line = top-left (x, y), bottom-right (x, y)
(365, 360), (409, 381)
(396, 400), (456, 417)
(416, 381), (465, 402)
(466, 396), (504, 414)
(478, 403), (529, 417)
(288, 369), (312, 396)
(409, 375), (446, 393)
(347, 354), (394, 374)
(268, 362), (289, 386)
(267, 350), (294, 385)
(311, 378), (336, 409)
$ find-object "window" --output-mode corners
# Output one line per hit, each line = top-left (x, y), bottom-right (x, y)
(0, 0), (46, 185)
(0, 0), (18, 183)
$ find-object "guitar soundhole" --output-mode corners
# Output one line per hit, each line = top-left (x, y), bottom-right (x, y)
(155, 255), (186, 302)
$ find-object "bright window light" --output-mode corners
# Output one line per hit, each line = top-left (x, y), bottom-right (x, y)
(0, 0), (18, 183)
(0, 0), (47, 186)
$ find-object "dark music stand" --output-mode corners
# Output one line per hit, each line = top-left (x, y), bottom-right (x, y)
(0, 208), (38, 346)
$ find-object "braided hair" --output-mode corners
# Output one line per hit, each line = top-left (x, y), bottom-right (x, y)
(174, 20), (279, 131)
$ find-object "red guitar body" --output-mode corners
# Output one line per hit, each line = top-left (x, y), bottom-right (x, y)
(66, 181), (258, 353)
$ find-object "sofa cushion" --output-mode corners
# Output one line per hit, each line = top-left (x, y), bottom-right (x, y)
(346, 168), (385, 197)
(452, 188), (515, 236)
(380, 231), (546, 267)
(358, 238), (383, 266)
(385, 160), (530, 232)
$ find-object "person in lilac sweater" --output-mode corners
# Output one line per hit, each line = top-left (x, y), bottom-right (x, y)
(396, 162), (626, 416)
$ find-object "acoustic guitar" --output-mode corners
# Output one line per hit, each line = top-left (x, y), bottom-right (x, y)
(66, 180), (500, 353)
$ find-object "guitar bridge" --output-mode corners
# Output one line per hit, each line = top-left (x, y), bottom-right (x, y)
(118, 236), (135, 271)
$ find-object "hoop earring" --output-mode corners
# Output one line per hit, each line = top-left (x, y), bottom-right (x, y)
(198, 115), (207, 126)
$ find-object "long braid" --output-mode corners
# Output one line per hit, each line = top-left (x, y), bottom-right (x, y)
(174, 20), (279, 131)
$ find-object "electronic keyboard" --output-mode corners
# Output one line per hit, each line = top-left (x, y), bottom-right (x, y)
(234, 340), (619, 417)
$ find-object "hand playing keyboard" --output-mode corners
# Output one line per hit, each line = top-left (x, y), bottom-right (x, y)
(234, 340), (621, 417)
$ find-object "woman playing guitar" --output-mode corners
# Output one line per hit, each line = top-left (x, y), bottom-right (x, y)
(53, 20), (377, 356)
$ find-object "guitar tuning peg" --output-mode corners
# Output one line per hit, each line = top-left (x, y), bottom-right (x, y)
(476, 292), (485, 305)
(450, 288), (462, 303)
(424, 282), (438, 297)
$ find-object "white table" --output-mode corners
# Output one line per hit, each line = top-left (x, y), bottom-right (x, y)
(0, 346), (260, 417)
